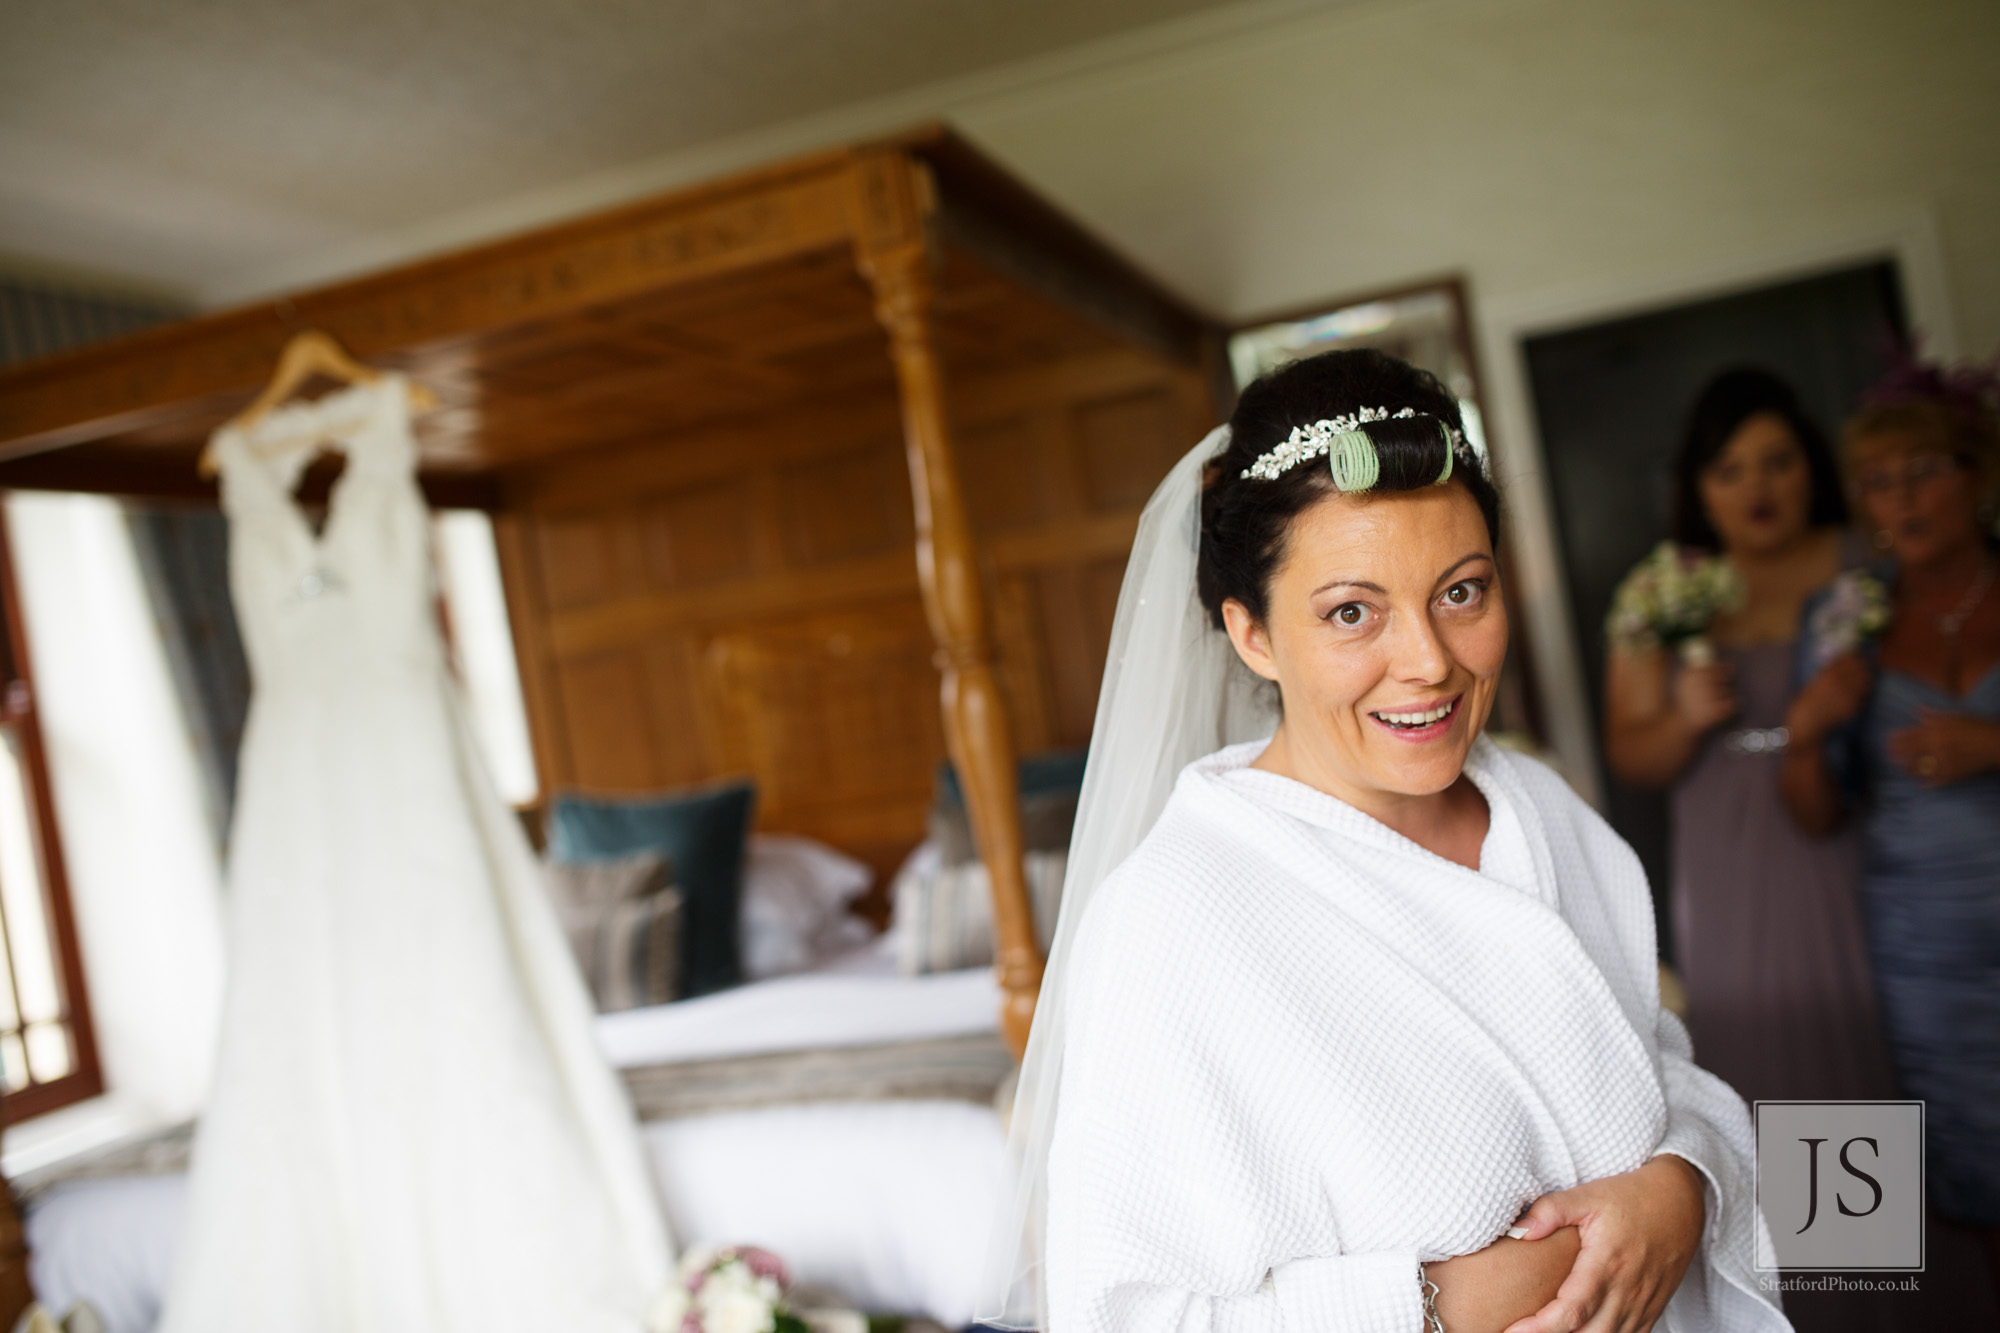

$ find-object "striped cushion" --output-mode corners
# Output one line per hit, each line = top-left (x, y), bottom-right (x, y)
(894, 849), (1065, 975)
(543, 852), (684, 1012)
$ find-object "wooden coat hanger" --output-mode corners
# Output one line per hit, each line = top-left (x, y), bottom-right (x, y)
(197, 329), (437, 477)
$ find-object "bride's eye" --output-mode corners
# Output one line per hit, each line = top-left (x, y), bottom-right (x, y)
(1440, 580), (1485, 608)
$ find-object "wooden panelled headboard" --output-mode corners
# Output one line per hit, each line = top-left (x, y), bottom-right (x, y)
(495, 327), (1211, 889)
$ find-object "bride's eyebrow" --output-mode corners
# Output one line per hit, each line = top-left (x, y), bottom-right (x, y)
(1309, 578), (1386, 597)
(1310, 552), (1492, 600)
(1431, 552), (1493, 589)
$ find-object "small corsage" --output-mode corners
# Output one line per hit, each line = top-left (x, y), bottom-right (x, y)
(1804, 568), (1892, 672)
(1605, 540), (1746, 666)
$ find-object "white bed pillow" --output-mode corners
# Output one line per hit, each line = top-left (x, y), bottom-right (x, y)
(28, 1174), (186, 1333)
(740, 835), (876, 981)
(644, 1101), (1005, 1328)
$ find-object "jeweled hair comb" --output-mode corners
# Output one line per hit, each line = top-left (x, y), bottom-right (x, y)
(1240, 406), (1470, 491)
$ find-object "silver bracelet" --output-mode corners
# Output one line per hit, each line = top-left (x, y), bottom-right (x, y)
(1721, 725), (1789, 756)
(1420, 1263), (1446, 1333)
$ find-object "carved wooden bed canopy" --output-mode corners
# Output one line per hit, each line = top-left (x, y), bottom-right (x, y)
(0, 127), (1226, 1057)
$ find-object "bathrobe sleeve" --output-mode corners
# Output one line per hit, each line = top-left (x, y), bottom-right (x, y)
(1652, 1006), (1748, 1197)
(1046, 865), (1426, 1333)
(1648, 1004), (1783, 1326)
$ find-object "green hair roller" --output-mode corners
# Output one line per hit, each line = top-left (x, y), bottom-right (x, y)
(1327, 430), (1380, 492)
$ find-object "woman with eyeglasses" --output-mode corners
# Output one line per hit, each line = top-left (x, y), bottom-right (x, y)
(1603, 370), (1896, 1111)
(1783, 364), (2000, 1287)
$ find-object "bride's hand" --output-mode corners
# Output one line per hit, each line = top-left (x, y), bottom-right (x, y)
(1501, 1155), (1706, 1333)
(1426, 1228), (1580, 1333)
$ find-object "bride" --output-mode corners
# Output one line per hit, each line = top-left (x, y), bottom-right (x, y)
(984, 350), (1786, 1332)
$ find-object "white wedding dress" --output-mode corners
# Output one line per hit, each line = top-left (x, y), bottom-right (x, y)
(161, 378), (671, 1332)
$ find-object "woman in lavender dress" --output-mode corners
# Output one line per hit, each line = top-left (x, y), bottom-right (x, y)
(1604, 370), (1897, 1107)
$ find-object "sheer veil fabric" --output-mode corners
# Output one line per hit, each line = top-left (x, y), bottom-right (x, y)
(981, 427), (1277, 1328)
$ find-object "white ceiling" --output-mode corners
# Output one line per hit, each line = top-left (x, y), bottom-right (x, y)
(0, 0), (1274, 307)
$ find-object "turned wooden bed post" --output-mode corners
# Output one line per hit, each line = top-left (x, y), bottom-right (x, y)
(850, 149), (1044, 1057)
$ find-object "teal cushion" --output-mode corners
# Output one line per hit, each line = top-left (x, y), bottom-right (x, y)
(934, 749), (1088, 809)
(547, 781), (756, 997)
(930, 749), (1088, 867)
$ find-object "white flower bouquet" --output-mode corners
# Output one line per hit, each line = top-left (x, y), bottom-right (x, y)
(650, 1246), (811, 1333)
(1605, 540), (1745, 665)
(1803, 568), (1892, 672)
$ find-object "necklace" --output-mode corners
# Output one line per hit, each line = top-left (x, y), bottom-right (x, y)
(1936, 555), (1996, 640)
(1933, 554), (1995, 687)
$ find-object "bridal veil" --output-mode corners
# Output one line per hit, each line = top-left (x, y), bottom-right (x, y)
(980, 425), (1278, 1329)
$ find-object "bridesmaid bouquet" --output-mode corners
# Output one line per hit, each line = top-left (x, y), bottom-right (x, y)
(1803, 568), (1892, 672)
(1606, 540), (1746, 665)
(651, 1246), (809, 1333)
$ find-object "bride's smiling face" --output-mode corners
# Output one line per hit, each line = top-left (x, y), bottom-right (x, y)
(1222, 483), (1508, 805)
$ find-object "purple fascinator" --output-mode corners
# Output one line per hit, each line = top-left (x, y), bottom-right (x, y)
(1862, 342), (2000, 428)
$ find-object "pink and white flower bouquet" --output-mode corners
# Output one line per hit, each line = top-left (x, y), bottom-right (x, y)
(1605, 540), (1745, 666)
(650, 1246), (810, 1333)
(1804, 568), (1892, 672)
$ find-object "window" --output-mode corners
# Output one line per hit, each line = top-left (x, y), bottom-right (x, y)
(433, 510), (539, 808)
(0, 507), (101, 1120)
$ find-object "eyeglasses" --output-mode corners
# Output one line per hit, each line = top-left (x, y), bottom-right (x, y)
(1854, 453), (1964, 495)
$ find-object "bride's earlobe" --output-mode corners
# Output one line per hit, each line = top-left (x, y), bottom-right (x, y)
(1221, 598), (1280, 682)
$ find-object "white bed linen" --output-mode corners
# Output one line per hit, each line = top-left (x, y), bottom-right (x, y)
(24, 952), (1007, 1333)
(646, 1101), (1005, 1328)
(28, 1174), (186, 1333)
(594, 940), (999, 1068)
(28, 1102), (1006, 1333)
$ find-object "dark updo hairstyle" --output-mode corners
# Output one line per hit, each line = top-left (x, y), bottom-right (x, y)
(1671, 368), (1847, 551)
(1198, 348), (1501, 629)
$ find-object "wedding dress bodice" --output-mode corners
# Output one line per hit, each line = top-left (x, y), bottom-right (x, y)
(211, 378), (438, 696)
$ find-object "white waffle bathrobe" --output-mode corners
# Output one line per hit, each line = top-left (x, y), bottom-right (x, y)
(1047, 737), (1787, 1332)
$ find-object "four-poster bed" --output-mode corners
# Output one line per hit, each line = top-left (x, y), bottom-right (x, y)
(0, 127), (1225, 1061)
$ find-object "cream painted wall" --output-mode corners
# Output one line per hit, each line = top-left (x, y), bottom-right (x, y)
(962, 0), (1996, 347)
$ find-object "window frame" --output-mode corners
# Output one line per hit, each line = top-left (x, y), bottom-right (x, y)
(0, 502), (103, 1121)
